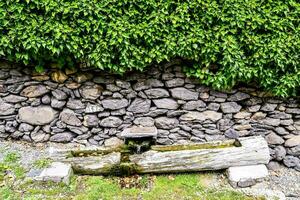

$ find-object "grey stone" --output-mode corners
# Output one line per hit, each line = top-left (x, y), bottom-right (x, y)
(284, 135), (300, 147)
(182, 100), (206, 110)
(121, 126), (157, 139)
(220, 102), (241, 113)
(153, 98), (179, 110)
(133, 81), (150, 91)
(262, 118), (280, 126)
(100, 117), (122, 128)
(146, 79), (164, 88)
(207, 103), (220, 111)
(11, 131), (24, 139)
(170, 87), (198, 100)
(210, 91), (227, 98)
(275, 127), (289, 135)
(104, 137), (124, 147)
(52, 89), (68, 100)
(227, 165), (268, 188)
(115, 80), (131, 89)
(286, 108), (300, 114)
(3, 95), (27, 103)
(18, 123), (34, 132)
(19, 106), (56, 125)
(165, 78), (185, 87)
(21, 85), (49, 98)
(227, 92), (250, 101)
(85, 103), (104, 113)
(180, 111), (222, 122)
(41, 95), (51, 104)
(102, 99), (129, 110)
(50, 132), (74, 143)
(93, 76), (114, 84)
(110, 108), (126, 116)
(67, 125), (89, 135)
(106, 84), (121, 92)
(287, 145), (300, 156)
(269, 111), (292, 119)
(67, 99), (85, 110)
(0, 100), (15, 116)
(261, 103), (277, 112)
(234, 112), (251, 119)
(248, 105), (261, 112)
(51, 98), (66, 109)
(133, 117), (155, 127)
(36, 162), (73, 185)
(217, 119), (234, 131)
(127, 98), (151, 113)
(274, 146), (286, 161)
(80, 84), (103, 100)
(31, 130), (49, 142)
(224, 129), (239, 139)
(98, 112), (110, 118)
(265, 132), (284, 145)
(83, 115), (99, 127)
(267, 161), (281, 171)
(146, 109), (168, 117)
(283, 156), (300, 168)
(144, 88), (169, 99)
(155, 117), (179, 129)
(280, 119), (293, 126)
(59, 109), (82, 126)
(166, 110), (186, 117)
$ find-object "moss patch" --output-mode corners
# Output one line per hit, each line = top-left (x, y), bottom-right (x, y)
(151, 140), (240, 152)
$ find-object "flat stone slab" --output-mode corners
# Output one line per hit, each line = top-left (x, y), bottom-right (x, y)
(120, 126), (157, 139)
(227, 164), (268, 188)
(35, 162), (73, 185)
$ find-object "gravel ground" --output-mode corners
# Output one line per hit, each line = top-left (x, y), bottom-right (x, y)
(0, 140), (299, 200)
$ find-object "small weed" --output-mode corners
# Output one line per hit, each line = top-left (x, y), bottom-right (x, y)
(33, 158), (51, 169)
(4, 152), (21, 163)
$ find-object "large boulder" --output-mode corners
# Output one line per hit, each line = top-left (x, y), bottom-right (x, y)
(19, 106), (56, 125)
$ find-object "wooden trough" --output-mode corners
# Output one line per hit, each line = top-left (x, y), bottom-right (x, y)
(49, 136), (270, 175)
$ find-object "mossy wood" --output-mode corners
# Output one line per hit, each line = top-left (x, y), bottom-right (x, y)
(130, 136), (270, 174)
(49, 136), (270, 175)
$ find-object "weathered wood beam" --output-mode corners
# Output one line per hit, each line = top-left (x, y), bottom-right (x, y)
(129, 136), (270, 174)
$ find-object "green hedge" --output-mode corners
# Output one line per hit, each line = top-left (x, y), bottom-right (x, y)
(1, 0), (300, 97)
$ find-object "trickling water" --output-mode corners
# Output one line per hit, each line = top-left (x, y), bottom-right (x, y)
(136, 145), (142, 154)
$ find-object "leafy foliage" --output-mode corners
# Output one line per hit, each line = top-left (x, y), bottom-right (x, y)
(1, 0), (300, 96)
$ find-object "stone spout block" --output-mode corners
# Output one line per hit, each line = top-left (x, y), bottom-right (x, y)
(120, 126), (158, 140)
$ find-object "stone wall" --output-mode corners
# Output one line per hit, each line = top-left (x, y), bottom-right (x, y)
(0, 60), (299, 171)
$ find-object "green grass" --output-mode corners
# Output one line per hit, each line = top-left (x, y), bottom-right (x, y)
(0, 151), (264, 200)
(33, 158), (51, 169)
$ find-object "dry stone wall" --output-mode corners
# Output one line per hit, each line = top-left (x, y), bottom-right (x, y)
(0, 60), (299, 170)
